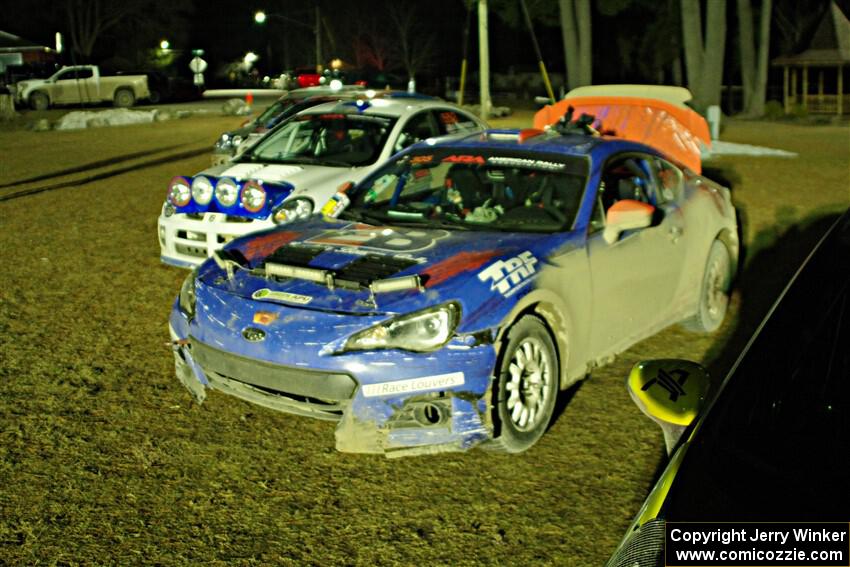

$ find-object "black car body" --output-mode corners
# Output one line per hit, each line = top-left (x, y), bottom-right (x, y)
(607, 210), (850, 566)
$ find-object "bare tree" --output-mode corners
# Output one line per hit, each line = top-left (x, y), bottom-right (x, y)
(387, 2), (437, 84)
(559, 0), (592, 89)
(680, 0), (727, 110)
(65, 0), (132, 60)
(737, 0), (773, 116)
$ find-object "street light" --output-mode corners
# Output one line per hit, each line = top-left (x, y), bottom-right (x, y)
(252, 8), (322, 71)
(160, 39), (170, 50)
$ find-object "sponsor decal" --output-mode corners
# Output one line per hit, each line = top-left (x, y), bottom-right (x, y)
(309, 227), (448, 253)
(642, 368), (689, 402)
(486, 156), (566, 171)
(423, 249), (504, 288)
(241, 230), (300, 261)
(411, 155), (433, 164)
(478, 251), (538, 296)
(253, 288), (313, 305)
(442, 154), (485, 164)
(362, 372), (465, 398)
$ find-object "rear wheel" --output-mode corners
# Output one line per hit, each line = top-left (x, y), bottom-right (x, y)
(114, 88), (135, 108)
(682, 240), (731, 333)
(486, 316), (559, 453)
(29, 91), (49, 110)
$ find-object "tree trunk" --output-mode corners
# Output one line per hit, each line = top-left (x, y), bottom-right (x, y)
(737, 0), (772, 116)
(680, 0), (704, 94)
(0, 95), (16, 121)
(737, 0), (756, 112)
(559, 0), (580, 90)
(751, 0), (773, 116)
(701, 0), (727, 107)
(559, 0), (592, 89)
(681, 0), (727, 111)
(576, 0), (592, 86)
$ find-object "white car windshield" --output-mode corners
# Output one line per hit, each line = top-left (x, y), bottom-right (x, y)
(243, 112), (396, 167)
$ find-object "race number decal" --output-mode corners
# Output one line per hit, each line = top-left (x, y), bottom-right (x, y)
(308, 227), (449, 253)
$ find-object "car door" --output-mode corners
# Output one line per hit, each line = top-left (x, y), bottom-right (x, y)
(586, 153), (689, 356)
(54, 68), (95, 104)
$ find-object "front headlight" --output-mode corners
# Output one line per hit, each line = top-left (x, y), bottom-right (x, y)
(167, 176), (192, 207)
(215, 177), (239, 207)
(191, 176), (214, 205)
(178, 271), (197, 319)
(345, 302), (461, 353)
(272, 198), (313, 224)
(240, 180), (266, 212)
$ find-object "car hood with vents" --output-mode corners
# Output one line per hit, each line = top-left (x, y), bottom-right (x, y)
(197, 217), (578, 319)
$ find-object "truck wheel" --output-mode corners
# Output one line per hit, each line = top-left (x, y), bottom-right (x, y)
(29, 92), (49, 110)
(114, 89), (135, 108)
(148, 89), (162, 104)
(485, 315), (559, 453)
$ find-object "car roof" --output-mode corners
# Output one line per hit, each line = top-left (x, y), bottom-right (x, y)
(415, 128), (658, 160)
(297, 97), (459, 119)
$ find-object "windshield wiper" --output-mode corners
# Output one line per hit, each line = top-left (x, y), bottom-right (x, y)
(290, 156), (352, 167)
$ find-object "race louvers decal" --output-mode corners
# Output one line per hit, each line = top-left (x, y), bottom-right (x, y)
(478, 251), (538, 297)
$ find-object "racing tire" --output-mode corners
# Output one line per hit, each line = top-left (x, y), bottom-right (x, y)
(486, 315), (559, 453)
(29, 91), (49, 111)
(113, 88), (136, 108)
(682, 240), (732, 333)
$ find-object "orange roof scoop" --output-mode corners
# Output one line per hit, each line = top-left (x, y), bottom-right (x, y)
(534, 85), (711, 173)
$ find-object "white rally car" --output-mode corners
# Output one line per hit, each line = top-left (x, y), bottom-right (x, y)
(158, 95), (487, 268)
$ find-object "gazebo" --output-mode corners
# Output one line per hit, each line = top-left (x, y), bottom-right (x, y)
(772, 2), (850, 115)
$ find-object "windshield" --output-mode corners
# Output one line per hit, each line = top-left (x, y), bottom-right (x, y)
(256, 100), (293, 125)
(342, 148), (589, 233)
(244, 112), (395, 167)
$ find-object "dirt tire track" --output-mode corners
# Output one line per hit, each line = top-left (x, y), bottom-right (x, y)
(0, 146), (210, 202)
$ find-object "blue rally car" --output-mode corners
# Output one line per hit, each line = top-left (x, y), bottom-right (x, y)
(168, 111), (739, 457)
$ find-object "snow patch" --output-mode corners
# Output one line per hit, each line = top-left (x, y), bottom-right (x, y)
(55, 108), (159, 130)
(704, 140), (798, 158)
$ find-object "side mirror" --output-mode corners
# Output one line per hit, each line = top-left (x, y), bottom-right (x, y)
(627, 359), (711, 454)
(602, 199), (655, 244)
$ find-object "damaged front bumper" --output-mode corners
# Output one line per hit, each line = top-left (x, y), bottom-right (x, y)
(168, 317), (497, 457)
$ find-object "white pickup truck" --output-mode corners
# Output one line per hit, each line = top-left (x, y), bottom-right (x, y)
(14, 65), (150, 110)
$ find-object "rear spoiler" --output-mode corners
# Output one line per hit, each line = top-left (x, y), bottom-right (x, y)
(533, 86), (711, 173)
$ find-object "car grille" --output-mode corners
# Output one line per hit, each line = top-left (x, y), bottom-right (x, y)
(189, 338), (357, 421)
(176, 243), (207, 258)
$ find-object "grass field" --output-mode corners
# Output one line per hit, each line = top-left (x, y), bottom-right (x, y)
(0, 111), (848, 566)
